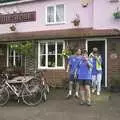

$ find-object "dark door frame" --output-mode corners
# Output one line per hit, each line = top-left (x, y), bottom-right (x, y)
(86, 39), (107, 87)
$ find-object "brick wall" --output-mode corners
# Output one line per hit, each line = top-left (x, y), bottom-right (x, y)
(107, 38), (120, 84)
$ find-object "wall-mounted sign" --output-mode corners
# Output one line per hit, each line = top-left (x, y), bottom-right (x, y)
(110, 53), (118, 59)
(0, 11), (36, 24)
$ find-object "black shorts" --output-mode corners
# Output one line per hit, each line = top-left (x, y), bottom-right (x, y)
(79, 80), (91, 86)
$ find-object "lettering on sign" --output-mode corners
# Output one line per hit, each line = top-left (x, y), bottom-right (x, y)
(0, 11), (36, 24)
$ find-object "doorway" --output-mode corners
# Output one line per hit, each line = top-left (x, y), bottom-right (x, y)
(86, 40), (107, 87)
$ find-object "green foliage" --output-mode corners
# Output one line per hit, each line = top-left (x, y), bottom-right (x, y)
(113, 11), (120, 19)
(8, 41), (33, 57)
(61, 49), (72, 58)
(0, 0), (18, 3)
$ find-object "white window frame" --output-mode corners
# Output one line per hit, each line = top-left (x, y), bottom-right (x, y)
(7, 46), (22, 67)
(45, 4), (66, 25)
(38, 40), (65, 69)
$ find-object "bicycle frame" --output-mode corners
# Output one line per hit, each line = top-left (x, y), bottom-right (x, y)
(4, 80), (32, 98)
(0, 72), (43, 106)
(5, 81), (21, 97)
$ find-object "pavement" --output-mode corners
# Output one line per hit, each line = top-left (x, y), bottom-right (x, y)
(0, 89), (120, 120)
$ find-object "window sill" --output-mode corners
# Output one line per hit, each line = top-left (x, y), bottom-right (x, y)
(38, 67), (65, 70)
(45, 22), (66, 26)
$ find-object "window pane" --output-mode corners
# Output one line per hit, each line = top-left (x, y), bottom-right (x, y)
(48, 42), (55, 55)
(48, 55), (55, 67)
(57, 55), (63, 66)
(56, 4), (64, 22)
(47, 6), (54, 23)
(57, 42), (63, 54)
(40, 55), (46, 66)
(8, 48), (23, 67)
(16, 57), (22, 67)
(9, 49), (14, 57)
(9, 57), (14, 67)
(40, 43), (46, 54)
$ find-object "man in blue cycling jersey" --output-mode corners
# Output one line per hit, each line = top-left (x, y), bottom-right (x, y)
(77, 49), (93, 106)
(66, 48), (82, 99)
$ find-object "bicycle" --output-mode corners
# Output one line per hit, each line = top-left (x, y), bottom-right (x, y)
(30, 70), (50, 102)
(0, 72), (43, 106)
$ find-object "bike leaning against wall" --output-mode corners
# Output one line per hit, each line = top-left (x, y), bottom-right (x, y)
(0, 72), (43, 106)
(30, 70), (50, 102)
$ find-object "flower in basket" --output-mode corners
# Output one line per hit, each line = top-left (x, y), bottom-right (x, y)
(71, 14), (80, 26)
(61, 49), (72, 58)
(10, 24), (16, 31)
(113, 7), (120, 19)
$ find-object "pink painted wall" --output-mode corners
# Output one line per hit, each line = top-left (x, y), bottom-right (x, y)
(93, 0), (120, 29)
(0, 0), (93, 34)
(0, 0), (119, 34)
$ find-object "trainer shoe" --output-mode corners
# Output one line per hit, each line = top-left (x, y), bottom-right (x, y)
(80, 100), (86, 105)
(86, 101), (92, 106)
(66, 94), (72, 99)
(74, 92), (79, 99)
(75, 94), (79, 99)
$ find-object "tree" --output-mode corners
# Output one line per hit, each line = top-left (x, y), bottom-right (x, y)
(9, 41), (33, 76)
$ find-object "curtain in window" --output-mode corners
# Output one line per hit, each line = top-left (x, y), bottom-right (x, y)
(47, 7), (54, 23)
(56, 5), (64, 22)
(40, 43), (46, 66)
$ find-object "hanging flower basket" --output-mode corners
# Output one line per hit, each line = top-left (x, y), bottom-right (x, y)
(71, 14), (80, 26)
(113, 11), (120, 19)
(10, 25), (16, 31)
(61, 49), (72, 59)
(72, 19), (80, 26)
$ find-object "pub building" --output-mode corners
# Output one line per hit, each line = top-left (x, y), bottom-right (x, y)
(0, 0), (120, 88)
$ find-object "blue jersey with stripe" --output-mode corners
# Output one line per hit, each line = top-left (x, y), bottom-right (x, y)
(68, 55), (82, 75)
(77, 56), (92, 80)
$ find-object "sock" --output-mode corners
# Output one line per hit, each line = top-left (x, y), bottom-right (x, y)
(75, 92), (78, 96)
(69, 90), (72, 95)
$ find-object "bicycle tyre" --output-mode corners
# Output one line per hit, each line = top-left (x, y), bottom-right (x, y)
(22, 86), (43, 106)
(42, 88), (47, 102)
(45, 84), (50, 94)
(0, 87), (9, 106)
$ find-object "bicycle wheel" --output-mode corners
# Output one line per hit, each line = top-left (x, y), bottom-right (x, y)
(0, 87), (9, 106)
(42, 88), (47, 102)
(22, 85), (42, 106)
(45, 84), (50, 94)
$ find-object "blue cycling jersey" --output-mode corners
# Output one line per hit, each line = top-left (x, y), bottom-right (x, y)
(77, 56), (92, 80)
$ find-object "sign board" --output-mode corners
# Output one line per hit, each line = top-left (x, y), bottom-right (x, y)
(0, 11), (36, 24)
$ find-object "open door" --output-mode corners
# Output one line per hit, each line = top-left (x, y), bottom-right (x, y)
(87, 40), (107, 87)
